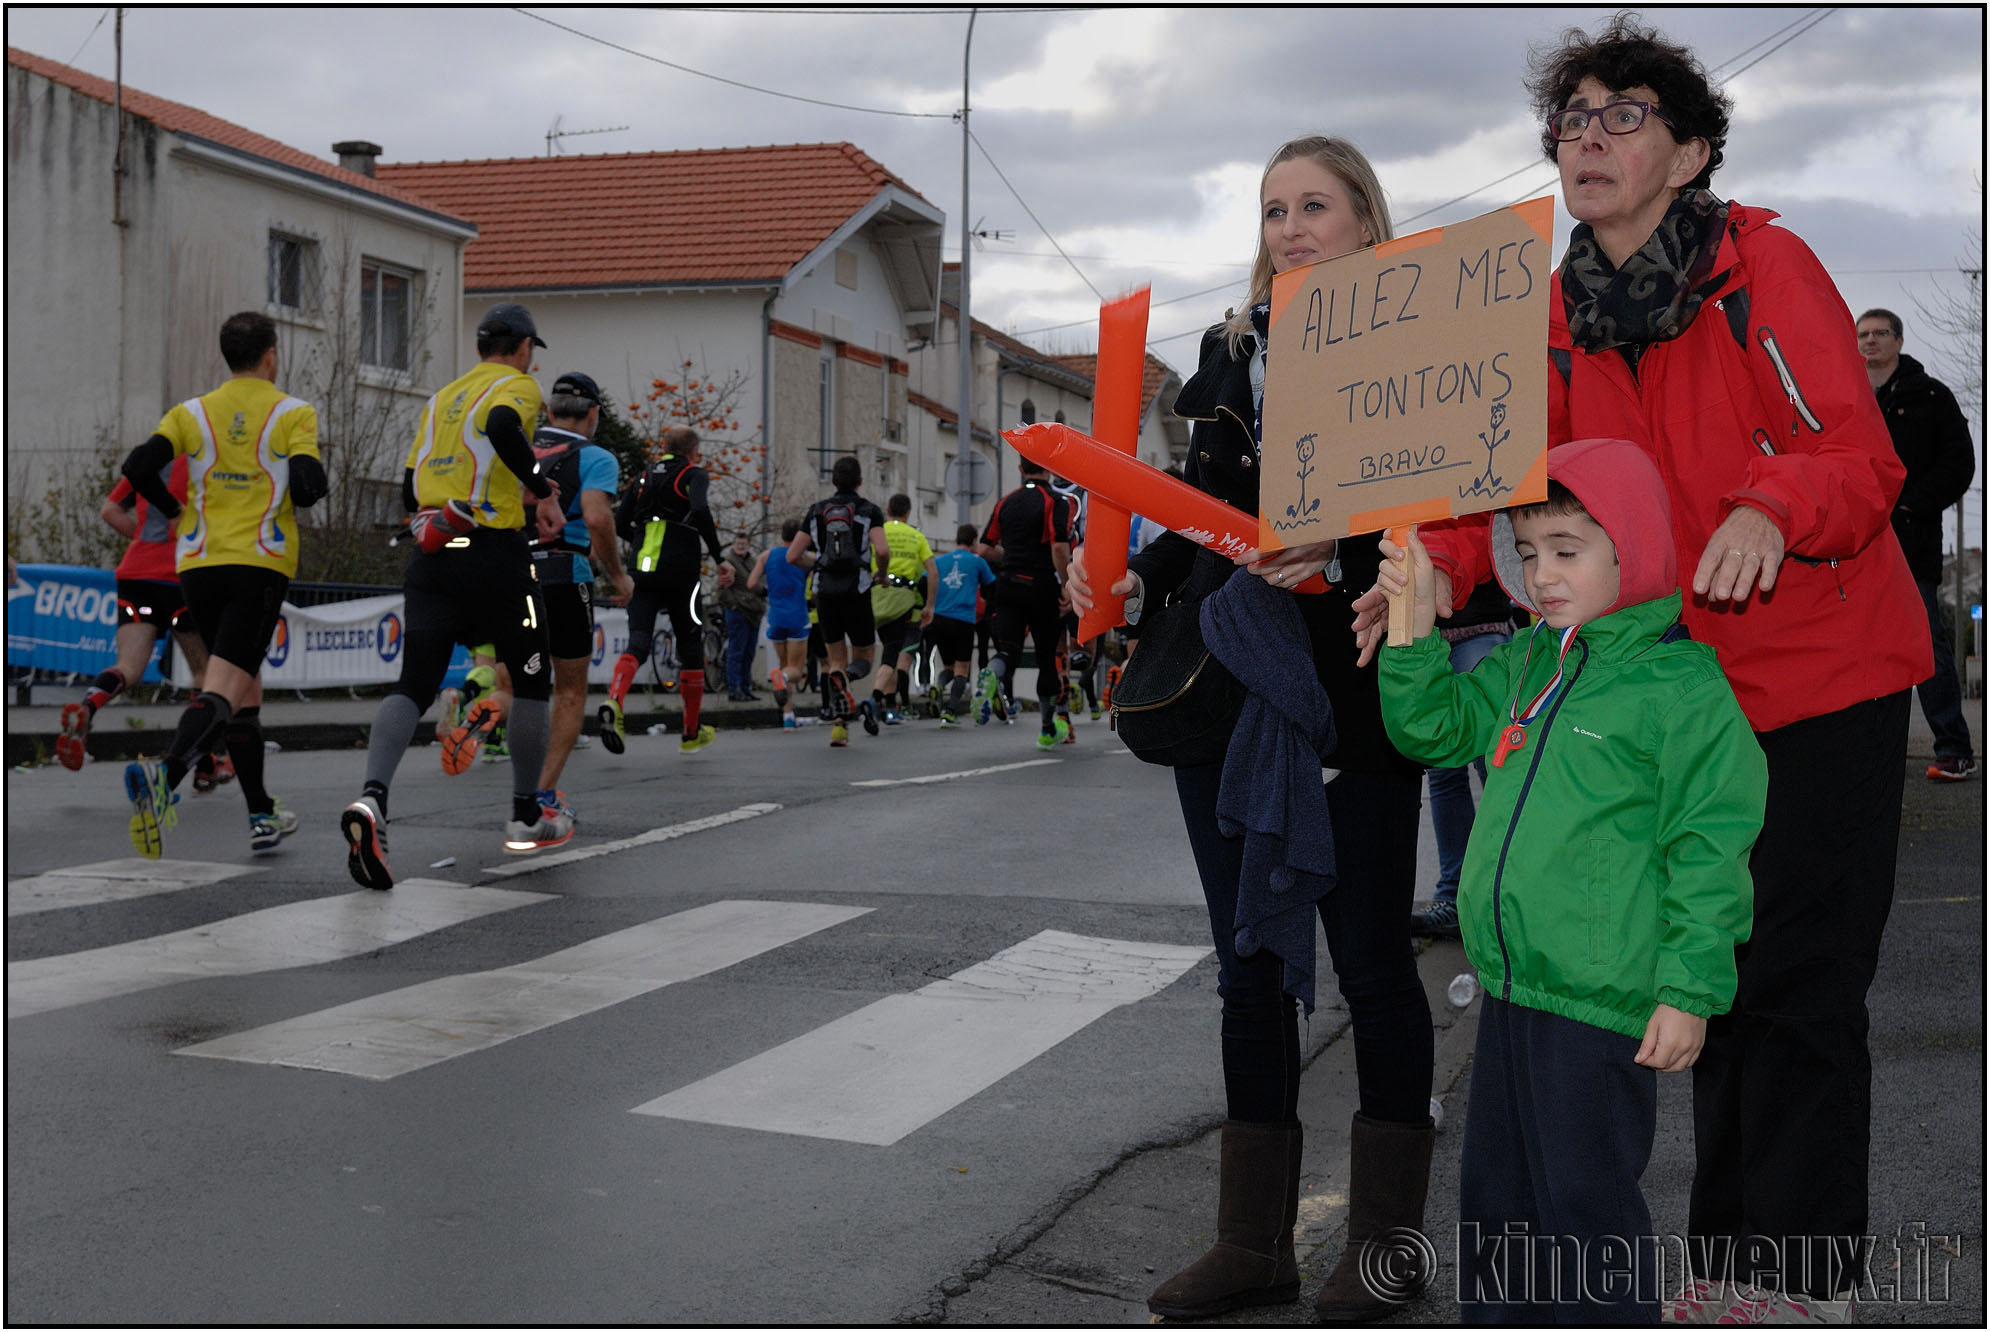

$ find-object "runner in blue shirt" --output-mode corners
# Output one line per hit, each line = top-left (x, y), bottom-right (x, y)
(928, 524), (996, 726)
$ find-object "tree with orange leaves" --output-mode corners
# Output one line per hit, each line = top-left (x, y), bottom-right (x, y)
(626, 358), (771, 539)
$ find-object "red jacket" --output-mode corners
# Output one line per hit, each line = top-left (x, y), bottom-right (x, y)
(1426, 204), (1929, 733)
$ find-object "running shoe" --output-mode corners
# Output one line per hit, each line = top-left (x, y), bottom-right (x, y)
(1928, 756), (1977, 782)
(503, 807), (574, 855)
(859, 699), (880, 737)
(437, 686), (464, 733)
(537, 789), (575, 822)
(597, 697), (626, 755)
(1036, 717), (1072, 750)
(124, 759), (178, 859)
(441, 697), (502, 774)
(340, 796), (393, 890)
(192, 752), (236, 795)
(57, 702), (91, 771)
(882, 708), (903, 727)
(680, 723), (716, 755)
(974, 668), (1007, 726)
(829, 722), (849, 748)
(1065, 682), (1085, 715)
(827, 670), (856, 721)
(937, 712), (958, 729)
(480, 728), (508, 763)
(781, 713), (798, 730)
(1060, 715), (1078, 744)
(248, 800), (300, 853)
(1102, 664), (1120, 712)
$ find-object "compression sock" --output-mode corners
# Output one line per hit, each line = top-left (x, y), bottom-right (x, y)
(364, 694), (423, 797)
(897, 676), (911, 711)
(872, 688), (886, 714)
(609, 652), (640, 706)
(505, 698), (551, 811)
(84, 668), (127, 716)
(678, 671), (704, 734)
(770, 667), (789, 710)
(846, 657), (871, 683)
(223, 707), (273, 816)
(163, 692), (231, 790)
(361, 780), (390, 822)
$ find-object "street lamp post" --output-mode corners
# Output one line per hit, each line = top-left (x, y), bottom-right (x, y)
(955, 10), (977, 526)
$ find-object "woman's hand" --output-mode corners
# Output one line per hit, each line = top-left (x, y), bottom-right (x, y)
(1692, 506), (1784, 606)
(1353, 532), (1453, 665)
(1240, 537), (1337, 590)
(1065, 545), (1139, 616)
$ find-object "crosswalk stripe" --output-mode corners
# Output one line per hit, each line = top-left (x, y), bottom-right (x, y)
(175, 900), (874, 1079)
(6, 881), (550, 1019)
(479, 802), (782, 878)
(849, 759), (1059, 788)
(8, 858), (253, 917)
(633, 929), (1210, 1145)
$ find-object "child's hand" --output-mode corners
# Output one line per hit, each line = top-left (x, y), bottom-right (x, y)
(1405, 527), (1437, 641)
(1635, 1004), (1706, 1072)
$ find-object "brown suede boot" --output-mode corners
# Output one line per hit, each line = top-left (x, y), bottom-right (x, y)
(1313, 1112), (1437, 1322)
(1147, 1119), (1304, 1320)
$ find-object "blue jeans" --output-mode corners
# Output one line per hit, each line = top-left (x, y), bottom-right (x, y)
(723, 609), (761, 693)
(1174, 761), (1432, 1125)
(1429, 628), (1511, 903)
(1915, 581), (1973, 760)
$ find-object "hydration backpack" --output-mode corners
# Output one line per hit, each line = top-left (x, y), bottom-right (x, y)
(818, 500), (862, 577)
(529, 431), (586, 533)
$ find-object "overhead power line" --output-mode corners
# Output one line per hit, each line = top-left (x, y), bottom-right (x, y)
(512, 7), (953, 119)
(968, 128), (1104, 302)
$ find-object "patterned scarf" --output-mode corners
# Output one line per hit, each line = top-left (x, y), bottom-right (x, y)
(1561, 189), (1731, 355)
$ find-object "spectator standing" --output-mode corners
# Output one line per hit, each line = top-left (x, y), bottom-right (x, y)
(718, 530), (767, 701)
(1859, 307), (1977, 781)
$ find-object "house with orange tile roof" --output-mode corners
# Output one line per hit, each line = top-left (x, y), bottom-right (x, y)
(1044, 351), (1190, 472)
(5, 48), (476, 553)
(375, 144), (946, 535)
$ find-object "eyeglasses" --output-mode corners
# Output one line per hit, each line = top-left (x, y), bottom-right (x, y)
(1548, 99), (1677, 142)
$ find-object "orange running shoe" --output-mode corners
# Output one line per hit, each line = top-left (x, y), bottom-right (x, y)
(440, 697), (503, 775)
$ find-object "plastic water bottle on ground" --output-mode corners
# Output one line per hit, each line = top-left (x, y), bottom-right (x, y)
(1447, 972), (1479, 1008)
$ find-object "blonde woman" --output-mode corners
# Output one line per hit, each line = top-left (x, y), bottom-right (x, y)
(1070, 136), (1434, 1322)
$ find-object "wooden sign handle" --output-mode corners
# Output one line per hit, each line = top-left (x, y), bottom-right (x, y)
(1385, 524), (1419, 648)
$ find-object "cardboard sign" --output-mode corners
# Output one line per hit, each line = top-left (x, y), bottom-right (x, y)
(1258, 198), (1553, 548)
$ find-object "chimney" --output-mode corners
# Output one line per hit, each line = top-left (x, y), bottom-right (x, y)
(333, 140), (382, 178)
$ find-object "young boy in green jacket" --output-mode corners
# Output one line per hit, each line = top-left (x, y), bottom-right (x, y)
(1379, 437), (1767, 1321)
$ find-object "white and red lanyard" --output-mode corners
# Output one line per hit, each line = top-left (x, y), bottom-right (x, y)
(1490, 623), (1581, 769)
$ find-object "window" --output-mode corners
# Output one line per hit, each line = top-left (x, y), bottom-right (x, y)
(267, 232), (320, 314)
(1019, 397), (1037, 425)
(1054, 409), (1066, 424)
(816, 351), (837, 478)
(360, 260), (415, 372)
(835, 248), (859, 290)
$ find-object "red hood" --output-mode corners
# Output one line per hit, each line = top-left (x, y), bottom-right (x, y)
(1491, 438), (1677, 618)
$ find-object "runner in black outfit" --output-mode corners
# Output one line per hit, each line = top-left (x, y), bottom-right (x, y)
(978, 457), (1075, 748)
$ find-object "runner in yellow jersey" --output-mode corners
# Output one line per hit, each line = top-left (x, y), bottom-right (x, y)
(341, 302), (569, 890)
(869, 493), (937, 725)
(119, 312), (326, 859)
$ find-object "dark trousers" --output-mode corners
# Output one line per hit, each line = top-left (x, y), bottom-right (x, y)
(1458, 996), (1659, 1324)
(723, 608), (760, 692)
(1174, 762), (1431, 1126)
(1915, 581), (1973, 760)
(1688, 691), (1909, 1298)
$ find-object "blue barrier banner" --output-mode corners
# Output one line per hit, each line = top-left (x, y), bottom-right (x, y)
(6, 564), (167, 680)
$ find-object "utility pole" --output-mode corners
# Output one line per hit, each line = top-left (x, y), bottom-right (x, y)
(955, 9), (977, 525)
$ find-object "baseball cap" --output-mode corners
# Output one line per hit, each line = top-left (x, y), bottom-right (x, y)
(476, 301), (547, 348)
(550, 371), (603, 404)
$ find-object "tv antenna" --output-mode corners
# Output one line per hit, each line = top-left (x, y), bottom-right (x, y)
(545, 115), (630, 156)
(968, 216), (1013, 252)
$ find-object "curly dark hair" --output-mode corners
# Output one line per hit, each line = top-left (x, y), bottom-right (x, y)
(1525, 12), (1731, 191)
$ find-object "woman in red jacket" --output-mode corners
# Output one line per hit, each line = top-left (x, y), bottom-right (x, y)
(1363, 16), (1929, 1325)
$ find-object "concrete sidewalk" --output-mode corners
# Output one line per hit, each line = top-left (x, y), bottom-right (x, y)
(934, 694), (1986, 1326)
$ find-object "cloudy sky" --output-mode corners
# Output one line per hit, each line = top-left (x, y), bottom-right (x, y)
(11, 4), (1984, 536)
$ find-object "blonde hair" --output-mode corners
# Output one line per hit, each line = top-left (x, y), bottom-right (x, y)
(1224, 136), (1394, 359)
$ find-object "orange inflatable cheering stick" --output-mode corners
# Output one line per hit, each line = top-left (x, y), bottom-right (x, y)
(1073, 288), (1150, 644)
(1002, 423), (1326, 601)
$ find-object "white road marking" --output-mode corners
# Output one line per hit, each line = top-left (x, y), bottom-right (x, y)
(633, 929), (1210, 1145)
(849, 759), (1059, 788)
(176, 900), (872, 1079)
(8, 858), (253, 917)
(479, 803), (781, 878)
(6, 881), (548, 1019)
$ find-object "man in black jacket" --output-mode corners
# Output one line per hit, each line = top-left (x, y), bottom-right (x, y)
(1859, 308), (1977, 780)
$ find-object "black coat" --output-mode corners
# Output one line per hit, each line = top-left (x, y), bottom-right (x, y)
(1129, 324), (1414, 775)
(1875, 353), (1975, 586)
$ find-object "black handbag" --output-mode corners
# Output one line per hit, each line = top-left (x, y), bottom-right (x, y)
(1109, 549), (1246, 767)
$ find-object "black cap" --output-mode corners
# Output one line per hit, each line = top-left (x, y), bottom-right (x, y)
(550, 371), (603, 405)
(476, 301), (547, 348)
